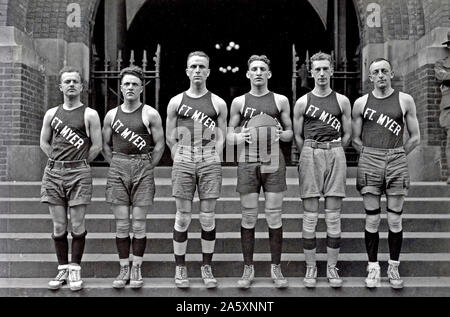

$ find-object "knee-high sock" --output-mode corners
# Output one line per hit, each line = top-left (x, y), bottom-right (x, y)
(241, 226), (255, 265)
(268, 227), (282, 265)
(173, 229), (188, 266)
(116, 236), (131, 260)
(201, 228), (216, 265)
(71, 231), (87, 265)
(388, 230), (403, 261)
(364, 230), (379, 262)
(132, 236), (147, 257)
(52, 232), (69, 265)
(326, 236), (341, 267)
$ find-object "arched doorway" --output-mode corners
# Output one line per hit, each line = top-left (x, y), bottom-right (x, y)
(90, 0), (361, 165)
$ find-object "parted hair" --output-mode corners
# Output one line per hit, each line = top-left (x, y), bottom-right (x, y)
(119, 66), (144, 83)
(369, 58), (393, 70)
(247, 55), (271, 69)
(58, 66), (82, 83)
(310, 52), (333, 68)
(187, 51), (210, 66)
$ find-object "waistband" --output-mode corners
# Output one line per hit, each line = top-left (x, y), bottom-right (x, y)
(112, 151), (152, 160)
(304, 139), (342, 149)
(361, 146), (405, 154)
(47, 159), (89, 169)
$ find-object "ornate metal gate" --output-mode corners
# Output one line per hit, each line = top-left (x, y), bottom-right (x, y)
(291, 44), (361, 166)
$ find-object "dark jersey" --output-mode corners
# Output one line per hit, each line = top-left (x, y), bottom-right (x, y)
(49, 105), (91, 161)
(176, 91), (218, 147)
(111, 104), (153, 154)
(303, 91), (342, 142)
(361, 90), (404, 149)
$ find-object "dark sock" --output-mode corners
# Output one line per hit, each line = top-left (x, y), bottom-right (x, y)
(116, 236), (131, 259)
(364, 230), (379, 262)
(201, 228), (216, 265)
(241, 226), (255, 265)
(173, 229), (188, 266)
(71, 231), (87, 264)
(132, 237), (147, 257)
(268, 227), (282, 265)
(388, 230), (403, 261)
(52, 231), (69, 265)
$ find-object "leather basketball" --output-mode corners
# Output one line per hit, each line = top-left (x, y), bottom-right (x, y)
(245, 113), (279, 145)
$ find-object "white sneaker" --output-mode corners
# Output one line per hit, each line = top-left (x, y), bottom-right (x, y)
(48, 265), (69, 290)
(365, 262), (381, 288)
(201, 265), (218, 289)
(271, 264), (288, 289)
(303, 265), (317, 288)
(130, 264), (144, 288)
(237, 264), (255, 289)
(112, 265), (130, 289)
(387, 260), (404, 289)
(175, 265), (189, 289)
(327, 265), (343, 288)
(68, 264), (84, 291)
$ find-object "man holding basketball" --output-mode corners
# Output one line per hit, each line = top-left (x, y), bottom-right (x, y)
(227, 55), (293, 289)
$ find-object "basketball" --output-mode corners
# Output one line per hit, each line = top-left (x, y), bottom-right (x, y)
(245, 113), (280, 145)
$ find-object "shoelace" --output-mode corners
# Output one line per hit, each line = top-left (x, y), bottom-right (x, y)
(388, 265), (401, 279)
(272, 265), (284, 279)
(305, 266), (316, 279)
(367, 267), (379, 279)
(202, 266), (214, 279)
(242, 266), (253, 280)
(54, 269), (67, 281)
(117, 266), (129, 280)
(132, 265), (142, 280)
(328, 266), (340, 279)
(177, 266), (188, 280)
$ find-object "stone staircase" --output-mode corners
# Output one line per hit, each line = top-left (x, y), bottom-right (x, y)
(0, 167), (449, 297)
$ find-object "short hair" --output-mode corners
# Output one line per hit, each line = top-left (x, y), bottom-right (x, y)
(369, 58), (393, 70)
(58, 66), (82, 83)
(119, 66), (144, 83)
(187, 51), (210, 66)
(247, 55), (271, 69)
(310, 52), (333, 68)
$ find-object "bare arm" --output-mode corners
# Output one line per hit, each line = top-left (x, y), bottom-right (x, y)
(337, 93), (352, 147)
(212, 94), (228, 155)
(101, 109), (115, 163)
(165, 95), (182, 159)
(145, 106), (165, 168)
(85, 108), (103, 163)
(351, 96), (366, 153)
(293, 95), (306, 153)
(40, 108), (58, 158)
(226, 96), (251, 145)
(275, 94), (293, 142)
(401, 93), (421, 155)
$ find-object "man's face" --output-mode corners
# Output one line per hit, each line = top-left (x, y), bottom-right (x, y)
(121, 74), (143, 101)
(311, 59), (333, 87)
(247, 60), (271, 87)
(59, 72), (83, 97)
(369, 60), (394, 89)
(186, 56), (210, 85)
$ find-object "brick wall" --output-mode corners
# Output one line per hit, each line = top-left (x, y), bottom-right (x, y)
(0, 63), (45, 181)
(5, 0), (28, 33)
(423, 0), (450, 31)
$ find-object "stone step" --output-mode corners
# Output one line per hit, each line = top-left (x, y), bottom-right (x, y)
(1, 253), (449, 278)
(1, 179), (448, 198)
(1, 277), (449, 297)
(1, 232), (448, 254)
(1, 214), (449, 233)
(1, 197), (449, 214)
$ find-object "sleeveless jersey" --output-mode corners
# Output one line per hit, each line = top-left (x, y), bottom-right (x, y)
(176, 91), (218, 147)
(111, 104), (153, 154)
(303, 91), (342, 142)
(240, 92), (282, 161)
(50, 104), (91, 161)
(361, 90), (404, 149)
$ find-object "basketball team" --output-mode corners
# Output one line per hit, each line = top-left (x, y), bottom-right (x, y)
(40, 50), (420, 291)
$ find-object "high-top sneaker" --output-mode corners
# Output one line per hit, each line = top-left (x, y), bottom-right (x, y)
(130, 264), (144, 288)
(303, 265), (317, 288)
(237, 264), (255, 289)
(48, 265), (69, 290)
(365, 262), (381, 288)
(327, 265), (343, 288)
(201, 265), (218, 289)
(271, 264), (288, 288)
(68, 264), (83, 291)
(175, 265), (189, 289)
(387, 260), (404, 289)
(112, 265), (130, 289)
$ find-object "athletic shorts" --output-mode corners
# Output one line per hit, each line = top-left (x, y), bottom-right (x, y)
(357, 146), (410, 196)
(106, 152), (155, 206)
(40, 159), (92, 207)
(237, 149), (287, 194)
(298, 143), (346, 199)
(172, 146), (222, 200)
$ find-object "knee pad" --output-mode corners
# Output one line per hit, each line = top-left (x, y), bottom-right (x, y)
(116, 218), (130, 238)
(365, 214), (381, 233)
(174, 210), (192, 232)
(132, 218), (147, 238)
(387, 211), (402, 233)
(325, 209), (341, 238)
(199, 211), (215, 232)
(241, 207), (258, 229)
(264, 208), (282, 229)
(302, 211), (318, 239)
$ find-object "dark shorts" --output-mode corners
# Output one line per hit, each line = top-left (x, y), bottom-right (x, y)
(106, 152), (155, 206)
(237, 149), (287, 194)
(172, 146), (222, 200)
(40, 159), (92, 207)
(357, 146), (410, 196)
(298, 142), (347, 198)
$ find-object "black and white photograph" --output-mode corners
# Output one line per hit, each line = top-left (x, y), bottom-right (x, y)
(0, 0), (448, 307)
